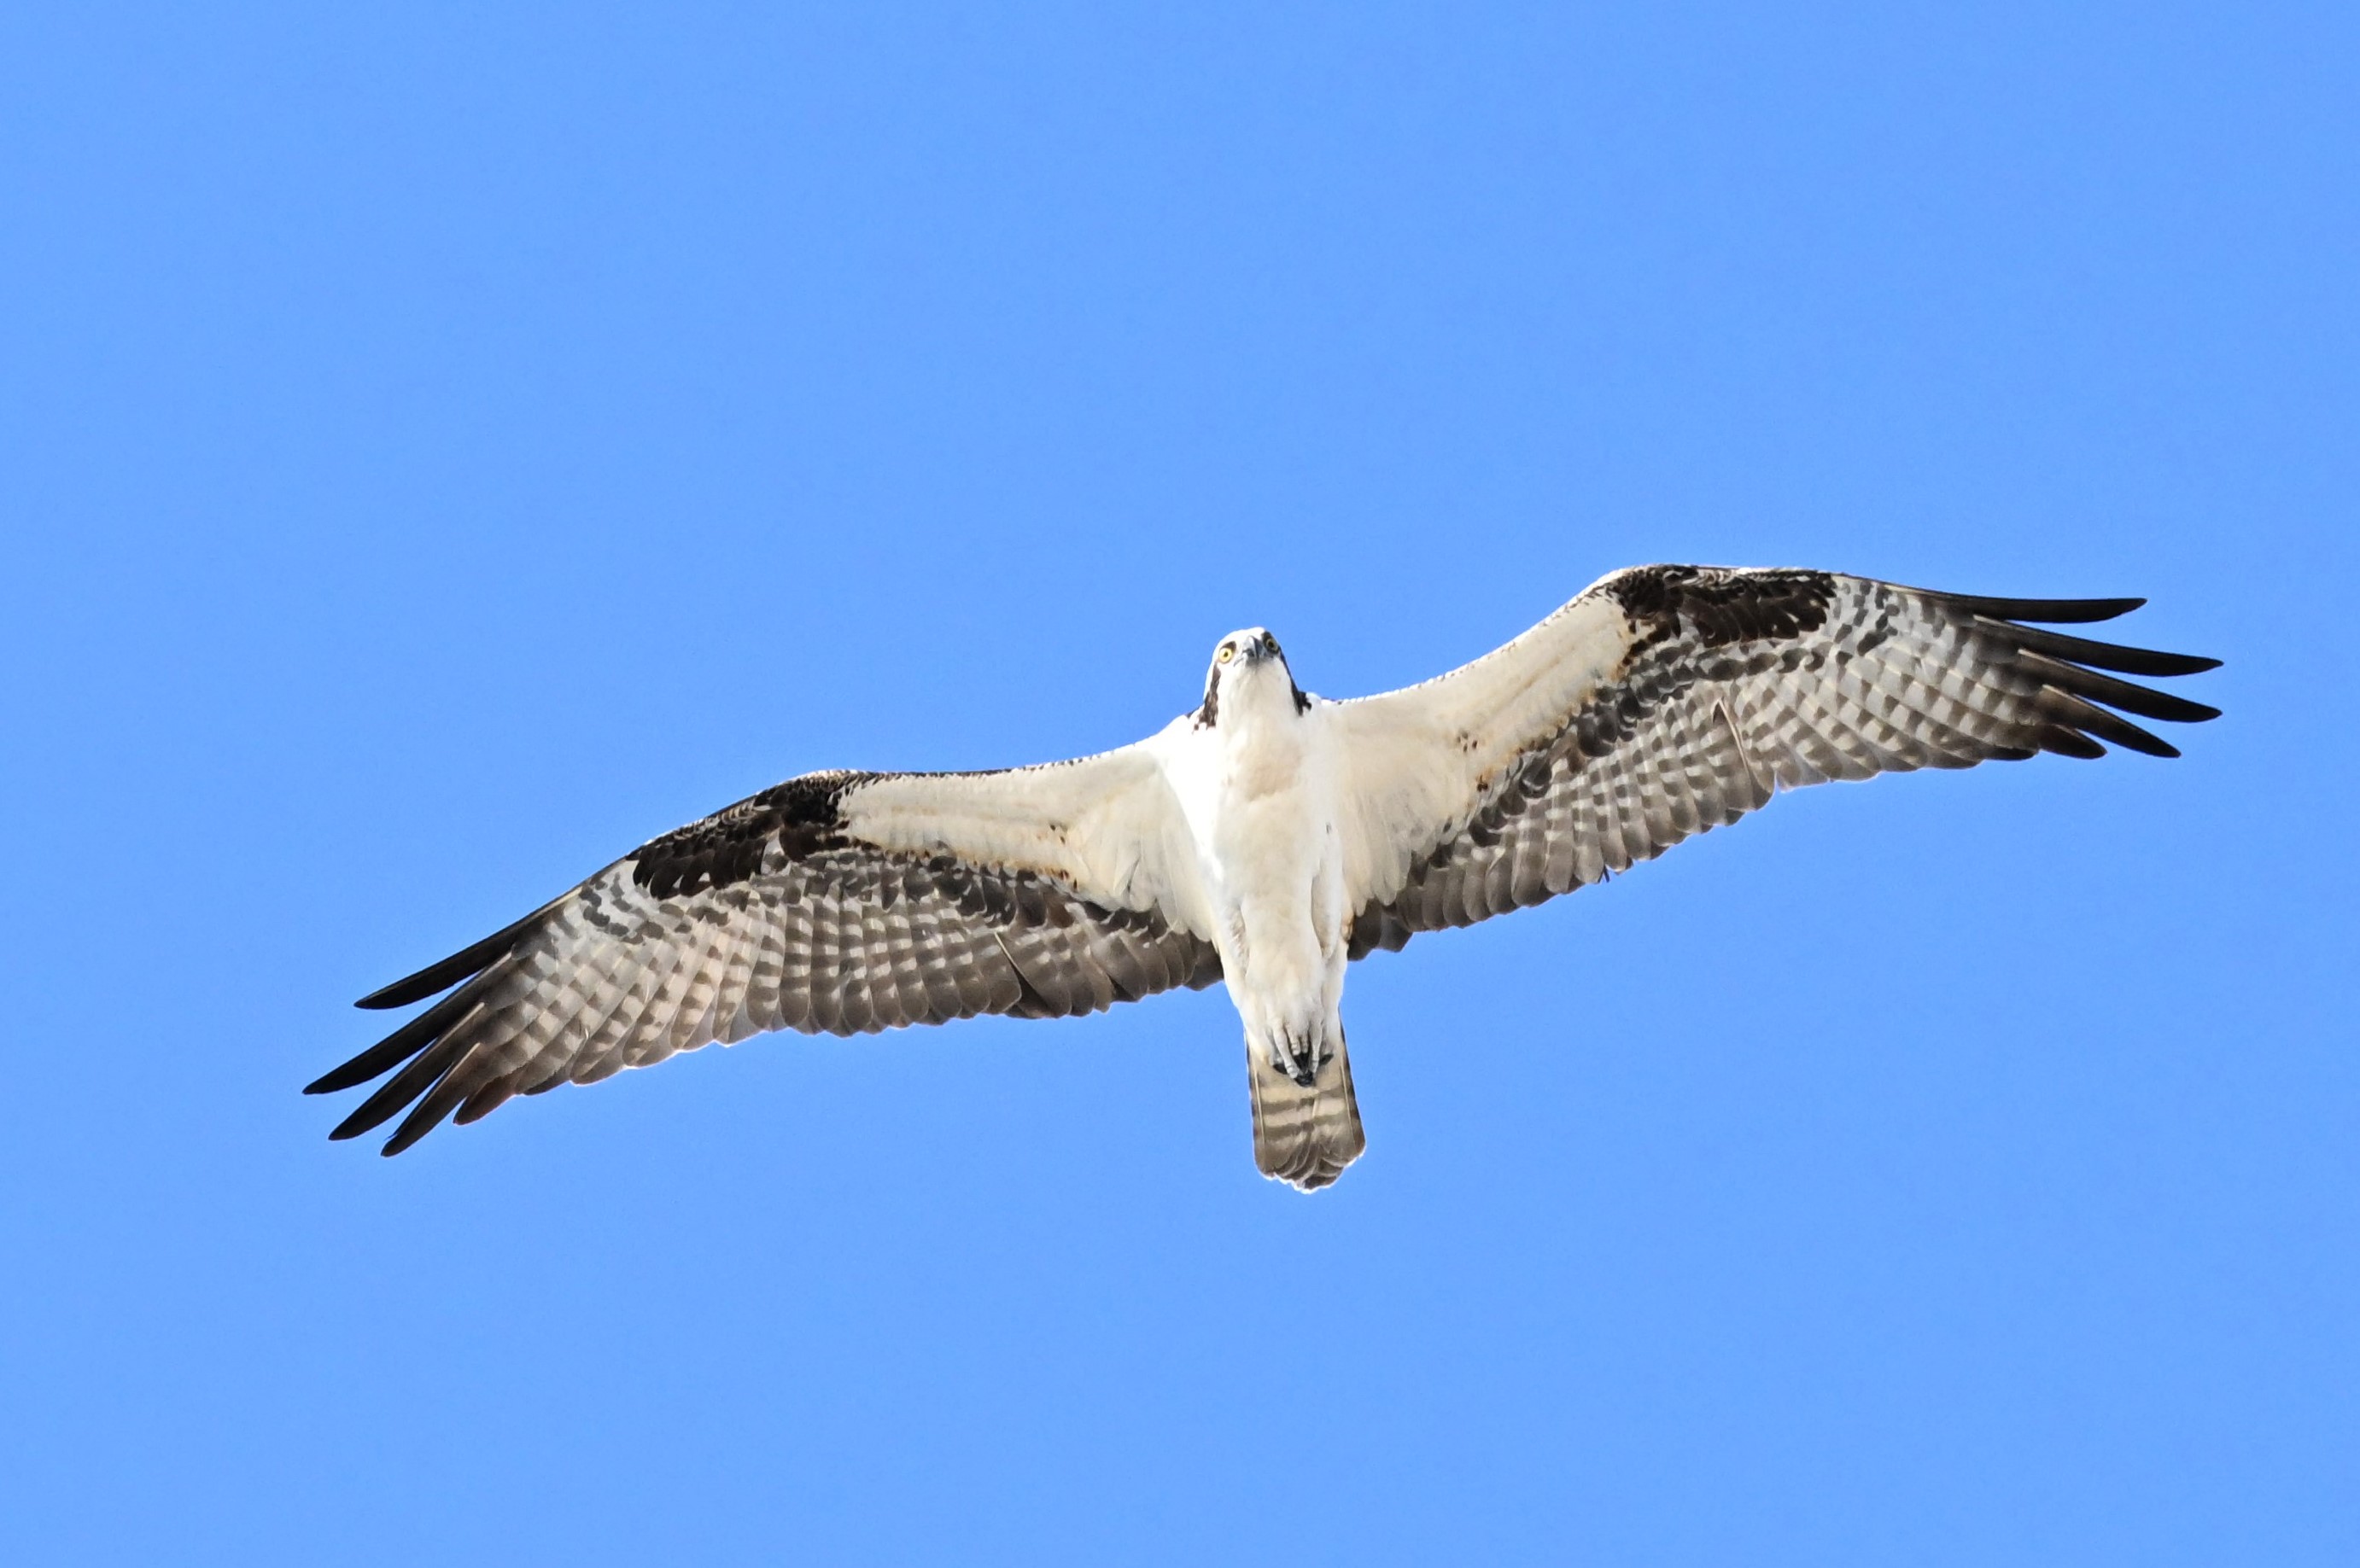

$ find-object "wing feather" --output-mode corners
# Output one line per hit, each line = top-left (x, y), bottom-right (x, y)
(1337, 566), (2218, 955)
(313, 748), (1217, 1152)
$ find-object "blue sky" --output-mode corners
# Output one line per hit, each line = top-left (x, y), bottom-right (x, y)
(3, 4), (2353, 1563)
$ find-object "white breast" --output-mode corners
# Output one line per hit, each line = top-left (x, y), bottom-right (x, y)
(1149, 679), (1349, 1022)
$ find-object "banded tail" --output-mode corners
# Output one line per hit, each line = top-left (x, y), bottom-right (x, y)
(1247, 1029), (1365, 1191)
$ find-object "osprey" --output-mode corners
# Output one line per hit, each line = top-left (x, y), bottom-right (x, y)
(313, 565), (2219, 1189)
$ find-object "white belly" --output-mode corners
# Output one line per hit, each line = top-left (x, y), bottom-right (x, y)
(1161, 698), (1350, 1047)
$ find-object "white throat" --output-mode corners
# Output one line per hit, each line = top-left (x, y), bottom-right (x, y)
(1218, 663), (1301, 732)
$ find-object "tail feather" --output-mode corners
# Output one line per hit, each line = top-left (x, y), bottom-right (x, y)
(1247, 1032), (1365, 1191)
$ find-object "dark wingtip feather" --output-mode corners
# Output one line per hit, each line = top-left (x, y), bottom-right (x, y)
(313, 952), (522, 1148)
(382, 1117), (447, 1157)
(2014, 650), (2223, 726)
(330, 1105), (387, 1141)
(1997, 621), (2224, 679)
(453, 1081), (517, 1126)
(324, 1031), (470, 1145)
(2037, 726), (2108, 760)
(355, 904), (552, 1010)
(2048, 694), (2182, 758)
(1920, 588), (2221, 759)
(2088, 715), (2184, 759)
(380, 1105), (454, 1157)
(1930, 592), (2146, 624)
(309, 989), (470, 1094)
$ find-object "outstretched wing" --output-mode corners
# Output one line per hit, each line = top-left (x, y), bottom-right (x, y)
(1334, 565), (2220, 955)
(311, 745), (1217, 1154)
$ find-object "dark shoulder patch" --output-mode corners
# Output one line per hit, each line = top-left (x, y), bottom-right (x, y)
(1606, 565), (1837, 651)
(631, 769), (886, 900)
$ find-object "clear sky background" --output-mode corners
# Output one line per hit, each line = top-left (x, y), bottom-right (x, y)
(3, 5), (2353, 1564)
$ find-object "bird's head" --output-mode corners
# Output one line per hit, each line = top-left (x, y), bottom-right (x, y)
(1197, 628), (1310, 727)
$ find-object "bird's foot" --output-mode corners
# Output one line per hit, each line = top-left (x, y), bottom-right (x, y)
(1265, 1026), (1331, 1087)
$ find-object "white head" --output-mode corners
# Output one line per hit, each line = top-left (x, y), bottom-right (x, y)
(1197, 627), (1310, 727)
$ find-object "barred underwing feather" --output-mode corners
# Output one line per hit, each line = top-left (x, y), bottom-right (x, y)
(313, 750), (1222, 1153)
(1337, 568), (2220, 954)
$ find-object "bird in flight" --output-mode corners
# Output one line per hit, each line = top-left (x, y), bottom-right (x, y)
(313, 565), (2218, 1189)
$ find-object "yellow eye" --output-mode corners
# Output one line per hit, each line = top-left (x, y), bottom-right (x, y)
(1217, 644), (1235, 664)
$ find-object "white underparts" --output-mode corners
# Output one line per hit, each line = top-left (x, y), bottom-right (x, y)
(1155, 652), (1351, 1075)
